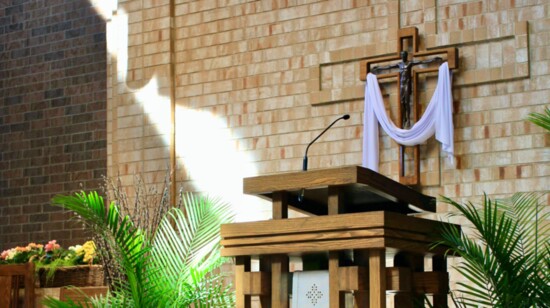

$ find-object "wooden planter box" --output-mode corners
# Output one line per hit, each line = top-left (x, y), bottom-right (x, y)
(38, 265), (105, 288)
(0, 263), (35, 308)
(1, 263), (106, 307)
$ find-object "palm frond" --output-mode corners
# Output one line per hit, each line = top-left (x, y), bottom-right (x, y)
(499, 192), (550, 260)
(51, 192), (148, 307)
(147, 192), (234, 306)
(174, 256), (235, 308)
(527, 107), (550, 132)
(49, 191), (235, 308)
(435, 192), (549, 307)
(42, 289), (115, 308)
(437, 220), (500, 305)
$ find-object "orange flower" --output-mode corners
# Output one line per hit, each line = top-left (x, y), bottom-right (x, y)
(27, 243), (43, 250)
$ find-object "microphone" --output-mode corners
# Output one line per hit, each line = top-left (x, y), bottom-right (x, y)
(298, 114), (350, 202)
(302, 114), (350, 171)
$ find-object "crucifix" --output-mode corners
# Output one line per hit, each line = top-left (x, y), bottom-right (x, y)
(360, 27), (458, 186)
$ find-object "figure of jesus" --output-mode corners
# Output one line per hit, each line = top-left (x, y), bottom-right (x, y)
(371, 51), (442, 128)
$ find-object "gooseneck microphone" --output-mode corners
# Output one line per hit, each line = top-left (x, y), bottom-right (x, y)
(302, 114), (350, 171)
(298, 114), (350, 202)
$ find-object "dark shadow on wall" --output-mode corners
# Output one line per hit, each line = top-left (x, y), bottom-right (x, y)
(0, 0), (107, 250)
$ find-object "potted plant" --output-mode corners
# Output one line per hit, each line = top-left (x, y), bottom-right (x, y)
(426, 109), (550, 307)
(0, 240), (103, 288)
(43, 190), (235, 307)
(433, 192), (550, 307)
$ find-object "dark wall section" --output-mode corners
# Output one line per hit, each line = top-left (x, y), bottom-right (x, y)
(0, 0), (107, 250)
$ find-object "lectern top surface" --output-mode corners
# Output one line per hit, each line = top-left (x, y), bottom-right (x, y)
(243, 166), (435, 214)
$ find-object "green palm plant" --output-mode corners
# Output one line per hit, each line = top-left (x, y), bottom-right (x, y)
(43, 191), (234, 307)
(527, 107), (550, 132)
(145, 193), (235, 307)
(434, 192), (550, 307)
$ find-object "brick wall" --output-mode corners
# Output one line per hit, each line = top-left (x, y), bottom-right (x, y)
(0, 0), (107, 250)
(106, 0), (548, 208)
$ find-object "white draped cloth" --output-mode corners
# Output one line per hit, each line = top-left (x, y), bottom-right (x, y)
(362, 62), (454, 171)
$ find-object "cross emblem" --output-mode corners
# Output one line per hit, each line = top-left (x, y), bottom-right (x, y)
(305, 283), (324, 306)
(360, 27), (458, 185)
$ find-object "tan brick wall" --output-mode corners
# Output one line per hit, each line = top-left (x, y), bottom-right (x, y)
(107, 0), (548, 203)
(106, 0), (549, 302)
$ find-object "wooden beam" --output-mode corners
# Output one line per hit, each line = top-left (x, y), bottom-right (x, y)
(397, 27), (418, 52)
(272, 191), (288, 219)
(432, 255), (449, 307)
(169, 0), (177, 203)
(412, 272), (449, 294)
(221, 228), (432, 247)
(242, 272), (271, 295)
(243, 166), (436, 213)
(393, 293), (414, 308)
(0, 262), (35, 308)
(329, 251), (345, 308)
(235, 256), (251, 308)
(221, 211), (446, 239)
(354, 291), (370, 308)
(271, 255), (289, 308)
(369, 249), (386, 308)
(258, 256), (271, 307)
(328, 185), (344, 215)
(386, 267), (411, 292)
(0, 276), (13, 308)
(221, 211), (458, 257)
(338, 266), (368, 291)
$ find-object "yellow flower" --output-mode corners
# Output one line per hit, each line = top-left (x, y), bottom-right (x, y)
(81, 241), (96, 263)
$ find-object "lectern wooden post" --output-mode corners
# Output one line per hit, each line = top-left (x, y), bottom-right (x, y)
(221, 166), (458, 307)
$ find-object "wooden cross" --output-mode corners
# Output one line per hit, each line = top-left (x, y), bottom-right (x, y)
(360, 27), (458, 186)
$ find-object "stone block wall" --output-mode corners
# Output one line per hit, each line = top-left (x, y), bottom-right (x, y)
(0, 0), (107, 250)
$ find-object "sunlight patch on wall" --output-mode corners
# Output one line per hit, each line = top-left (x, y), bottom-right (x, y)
(89, 0), (117, 21)
(102, 4), (267, 222)
(137, 81), (265, 222)
(174, 106), (265, 222)
(105, 9), (129, 83)
(134, 78), (171, 137)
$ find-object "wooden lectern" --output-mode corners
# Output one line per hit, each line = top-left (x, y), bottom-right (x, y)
(221, 166), (457, 307)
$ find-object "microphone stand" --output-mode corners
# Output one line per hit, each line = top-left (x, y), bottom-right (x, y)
(299, 114), (350, 202)
(303, 114), (350, 171)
